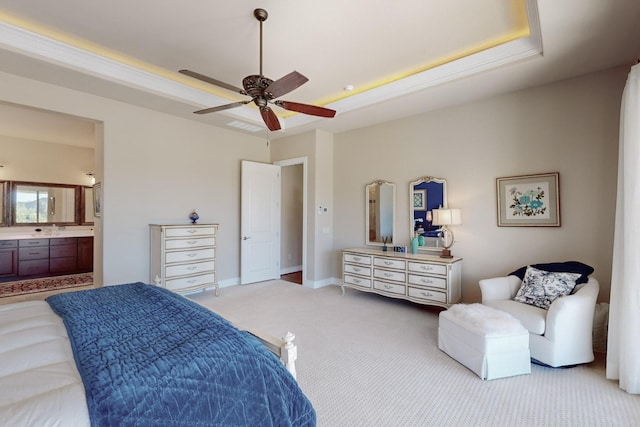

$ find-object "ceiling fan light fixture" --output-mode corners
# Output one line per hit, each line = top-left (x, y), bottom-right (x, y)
(179, 8), (336, 132)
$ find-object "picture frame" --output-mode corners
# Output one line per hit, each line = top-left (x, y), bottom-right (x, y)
(496, 172), (560, 227)
(93, 182), (102, 218)
(413, 189), (426, 210)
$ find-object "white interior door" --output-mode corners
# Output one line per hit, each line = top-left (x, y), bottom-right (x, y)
(241, 160), (281, 284)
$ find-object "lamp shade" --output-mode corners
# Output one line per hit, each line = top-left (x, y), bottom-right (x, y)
(432, 208), (461, 226)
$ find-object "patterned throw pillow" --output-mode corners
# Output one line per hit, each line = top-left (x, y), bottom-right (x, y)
(513, 266), (582, 309)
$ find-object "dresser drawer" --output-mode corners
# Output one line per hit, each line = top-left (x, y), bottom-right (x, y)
(165, 237), (215, 250)
(408, 261), (447, 276)
(344, 263), (371, 276)
(374, 280), (406, 295)
(19, 246), (49, 260)
(408, 274), (447, 290)
(373, 268), (406, 283)
(165, 248), (215, 264)
(165, 226), (217, 238)
(374, 257), (406, 270)
(408, 286), (447, 304)
(50, 237), (77, 246)
(19, 239), (49, 247)
(165, 260), (215, 278)
(50, 257), (77, 274)
(343, 274), (371, 289)
(50, 244), (77, 259)
(18, 259), (49, 276)
(166, 272), (216, 292)
(344, 253), (371, 266)
(0, 240), (17, 248)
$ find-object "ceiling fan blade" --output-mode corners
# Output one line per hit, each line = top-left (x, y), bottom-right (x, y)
(275, 100), (336, 118)
(265, 71), (308, 99)
(260, 107), (281, 131)
(179, 69), (245, 94)
(194, 100), (250, 114)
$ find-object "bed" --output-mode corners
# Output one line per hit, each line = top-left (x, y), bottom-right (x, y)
(0, 283), (315, 426)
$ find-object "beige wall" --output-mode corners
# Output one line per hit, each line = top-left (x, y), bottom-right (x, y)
(333, 66), (628, 303)
(0, 64), (628, 300)
(0, 70), (268, 286)
(280, 163), (303, 271)
(270, 129), (335, 287)
(0, 136), (94, 185)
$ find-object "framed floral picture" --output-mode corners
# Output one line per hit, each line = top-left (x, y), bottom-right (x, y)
(496, 172), (560, 227)
(413, 189), (426, 210)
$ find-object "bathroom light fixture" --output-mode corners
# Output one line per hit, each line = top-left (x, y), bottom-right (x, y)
(86, 172), (96, 185)
(432, 208), (462, 258)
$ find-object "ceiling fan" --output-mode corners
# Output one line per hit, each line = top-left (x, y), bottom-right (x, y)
(180, 8), (336, 131)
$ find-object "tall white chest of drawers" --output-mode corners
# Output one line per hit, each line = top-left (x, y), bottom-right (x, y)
(150, 224), (219, 295)
(342, 248), (462, 308)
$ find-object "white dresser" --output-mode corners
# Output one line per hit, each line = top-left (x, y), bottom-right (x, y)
(150, 224), (219, 295)
(341, 248), (462, 308)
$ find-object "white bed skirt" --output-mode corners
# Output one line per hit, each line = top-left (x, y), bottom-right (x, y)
(0, 300), (91, 426)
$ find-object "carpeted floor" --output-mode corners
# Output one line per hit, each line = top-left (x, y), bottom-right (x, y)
(0, 273), (94, 299)
(190, 280), (640, 427)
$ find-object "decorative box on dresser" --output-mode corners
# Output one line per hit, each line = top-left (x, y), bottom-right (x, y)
(150, 224), (219, 295)
(341, 248), (462, 308)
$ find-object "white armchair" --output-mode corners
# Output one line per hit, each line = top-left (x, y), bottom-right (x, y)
(479, 275), (600, 367)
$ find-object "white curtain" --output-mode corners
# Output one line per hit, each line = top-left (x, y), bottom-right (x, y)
(607, 63), (640, 393)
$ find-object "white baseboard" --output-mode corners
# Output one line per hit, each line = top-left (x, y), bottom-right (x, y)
(217, 276), (341, 290)
(302, 277), (341, 289)
(218, 277), (240, 288)
(280, 265), (302, 275)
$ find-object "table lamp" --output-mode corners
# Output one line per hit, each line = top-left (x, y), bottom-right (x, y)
(432, 208), (461, 258)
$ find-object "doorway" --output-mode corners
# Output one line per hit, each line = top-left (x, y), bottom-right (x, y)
(275, 157), (307, 286)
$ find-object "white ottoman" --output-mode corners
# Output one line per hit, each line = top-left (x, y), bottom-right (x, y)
(438, 303), (531, 380)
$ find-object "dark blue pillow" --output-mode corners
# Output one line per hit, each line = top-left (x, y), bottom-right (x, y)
(509, 261), (594, 285)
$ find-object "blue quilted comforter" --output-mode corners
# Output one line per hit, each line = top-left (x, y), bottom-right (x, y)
(46, 283), (316, 426)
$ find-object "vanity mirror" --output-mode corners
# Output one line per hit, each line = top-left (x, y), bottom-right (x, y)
(83, 186), (95, 224)
(409, 177), (447, 251)
(366, 180), (396, 247)
(0, 181), (6, 226)
(10, 181), (80, 225)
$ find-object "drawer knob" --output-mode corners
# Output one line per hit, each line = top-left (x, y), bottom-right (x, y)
(186, 266), (197, 271)
(353, 256), (361, 261)
(186, 230), (197, 234)
(421, 291), (433, 297)
(384, 284), (392, 289)
(354, 278), (361, 284)
(187, 279), (196, 284)
(384, 272), (392, 277)
(421, 279), (433, 284)
(187, 240), (198, 245)
(354, 267), (361, 272)
(421, 266), (433, 271)
(186, 253), (197, 258)
(384, 261), (393, 265)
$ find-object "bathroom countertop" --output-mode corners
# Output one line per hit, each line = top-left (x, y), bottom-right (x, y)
(0, 229), (94, 241)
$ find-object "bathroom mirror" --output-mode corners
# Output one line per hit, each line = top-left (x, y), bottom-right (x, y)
(82, 186), (95, 224)
(366, 180), (396, 247)
(0, 181), (6, 226)
(409, 177), (447, 251)
(11, 181), (79, 225)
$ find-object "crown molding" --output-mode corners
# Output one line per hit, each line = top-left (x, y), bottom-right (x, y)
(0, 0), (541, 131)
